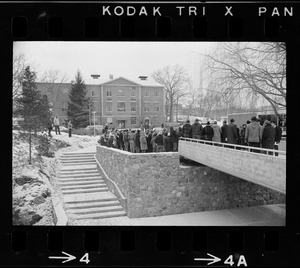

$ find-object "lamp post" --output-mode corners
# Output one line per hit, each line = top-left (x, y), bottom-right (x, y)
(92, 111), (96, 136)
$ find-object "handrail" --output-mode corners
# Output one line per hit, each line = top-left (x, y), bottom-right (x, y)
(93, 155), (127, 200)
(179, 137), (286, 156)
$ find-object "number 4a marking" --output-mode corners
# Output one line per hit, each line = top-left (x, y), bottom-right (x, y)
(80, 253), (90, 264)
(224, 255), (247, 266)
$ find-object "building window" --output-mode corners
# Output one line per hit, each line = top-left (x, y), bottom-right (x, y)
(131, 88), (136, 97)
(62, 88), (68, 94)
(144, 102), (150, 112)
(131, 117), (136, 125)
(107, 91), (112, 97)
(91, 90), (97, 97)
(117, 89), (125, 96)
(61, 102), (67, 111)
(144, 90), (150, 97)
(117, 102), (126, 112)
(154, 103), (160, 112)
(106, 102), (112, 112)
(93, 101), (98, 111)
(131, 102), (136, 112)
(154, 90), (159, 97)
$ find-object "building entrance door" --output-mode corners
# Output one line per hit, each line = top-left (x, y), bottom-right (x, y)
(118, 120), (126, 129)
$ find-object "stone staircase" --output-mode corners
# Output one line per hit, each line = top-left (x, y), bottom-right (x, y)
(58, 151), (126, 220)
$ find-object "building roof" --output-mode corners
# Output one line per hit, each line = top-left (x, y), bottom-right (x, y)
(88, 76), (164, 88)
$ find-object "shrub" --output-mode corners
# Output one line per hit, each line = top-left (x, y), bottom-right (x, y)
(73, 128), (87, 135)
(36, 135), (55, 157)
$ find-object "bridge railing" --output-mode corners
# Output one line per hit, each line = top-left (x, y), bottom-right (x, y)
(179, 137), (286, 157)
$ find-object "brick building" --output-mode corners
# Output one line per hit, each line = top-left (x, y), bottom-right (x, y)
(36, 76), (165, 128)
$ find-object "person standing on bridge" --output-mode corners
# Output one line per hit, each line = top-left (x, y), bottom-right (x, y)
(245, 116), (262, 153)
(262, 120), (275, 155)
(182, 119), (192, 138)
(202, 121), (214, 141)
(191, 118), (203, 139)
(212, 121), (221, 144)
(227, 119), (239, 147)
(221, 120), (228, 143)
(271, 120), (282, 157)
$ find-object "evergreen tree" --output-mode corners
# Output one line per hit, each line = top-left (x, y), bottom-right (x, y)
(14, 66), (51, 164)
(67, 70), (89, 128)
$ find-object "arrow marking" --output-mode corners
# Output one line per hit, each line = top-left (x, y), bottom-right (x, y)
(194, 253), (221, 265)
(49, 251), (76, 263)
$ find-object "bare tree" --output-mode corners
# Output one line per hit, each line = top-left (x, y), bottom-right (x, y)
(152, 65), (191, 122)
(203, 42), (286, 118)
(13, 53), (27, 100)
(38, 69), (68, 113)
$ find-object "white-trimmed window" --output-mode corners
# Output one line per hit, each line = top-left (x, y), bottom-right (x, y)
(107, 90), (112, 97)
(117, 89), (125, 96)
(144, 90), (150, 97)
(130, 102), (136, 112)
(131, 117), (136, 125)
(154, 90), (159, 97)
(154, 103), (160, 112)
(144, 102), (150, 112)
(117, 102), (126, 112)
(106, 102), (112, 112)
(91, 90), (97, 97)
(131, 87), (136, 97)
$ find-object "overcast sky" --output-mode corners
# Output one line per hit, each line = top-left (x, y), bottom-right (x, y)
(13, 41), (217, 88)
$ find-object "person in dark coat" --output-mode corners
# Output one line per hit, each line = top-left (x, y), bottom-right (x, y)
(118, 131), (124, 150)
(48, 117), (53, 137)
(202, 121), (214, 141)
(146, 130), (153, 153)
(169, 126), (179, 151)
(182, 120), (192, 138)
(135, 130), (141, 153)
(262, 120), (276, 155)
(271, 120), (282, 156)
(226, 118), (238, 145)
(221, 120), (228, 143)
(191, 119), (203, 139)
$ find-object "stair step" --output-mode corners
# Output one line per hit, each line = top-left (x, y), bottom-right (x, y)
(62, 152), (96, 156)
(60, 183), (107, 190)
(58, 180), (106, 186)
(60, 170), (99, 175)
(60, 159), (95, 163)
(66, 200), (120, 209)
(60, 173), (100, 178)
(61, 165), (97, 171)
(62, 162), (96, 166)
(58, 178), (104, 184)
(69, 211), (126, 220)
(67, 205), (124, 215)
(62, 187), (109, 194)
(64, 192), (117, 203)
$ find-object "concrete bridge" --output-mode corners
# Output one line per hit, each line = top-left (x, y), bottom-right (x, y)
(178, 138), (286, 194)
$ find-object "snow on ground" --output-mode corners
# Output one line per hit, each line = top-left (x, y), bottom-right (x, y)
(12, 130), (100, 225)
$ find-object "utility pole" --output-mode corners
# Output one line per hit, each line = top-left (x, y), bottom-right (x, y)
(92, 111), (96, 136)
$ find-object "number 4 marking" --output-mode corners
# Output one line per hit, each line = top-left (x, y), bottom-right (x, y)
(80, 253), (90, 264)
(224, 255), (234, 266)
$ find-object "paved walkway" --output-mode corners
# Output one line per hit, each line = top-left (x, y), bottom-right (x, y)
(69, 204), (285, 226)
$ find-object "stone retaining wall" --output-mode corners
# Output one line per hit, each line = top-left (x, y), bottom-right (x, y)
(96, 145), (285, 218)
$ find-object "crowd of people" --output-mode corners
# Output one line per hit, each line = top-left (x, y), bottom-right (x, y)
(181, 117), (282, 156)
(98, 116), (283, 156)
(98, 125), (180, 153)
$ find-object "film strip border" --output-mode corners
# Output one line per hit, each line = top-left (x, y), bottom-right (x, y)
(2, 1), (300, 267)
(1, 228), (297, 266)
(4, 2), (299, 40)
